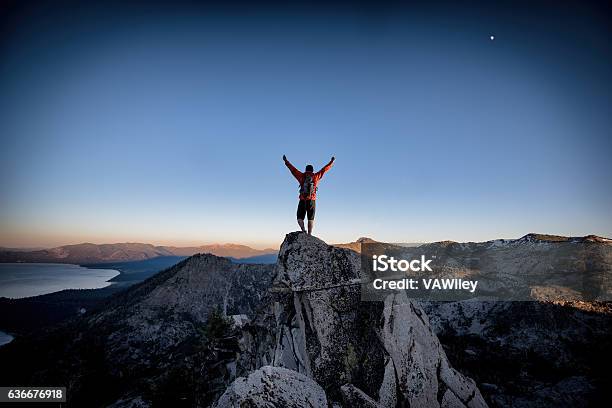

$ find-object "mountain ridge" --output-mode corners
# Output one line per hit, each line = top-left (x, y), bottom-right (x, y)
(334, 233), (612, 253)
(3, 233), (608, 264)
(0, 242), (278, 264)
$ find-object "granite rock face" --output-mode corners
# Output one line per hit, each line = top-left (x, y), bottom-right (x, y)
(267, 232), (487, 407)
(213, 366), (328, 408)
(340, 383), (383, 407)
(421, 299), (612, 407)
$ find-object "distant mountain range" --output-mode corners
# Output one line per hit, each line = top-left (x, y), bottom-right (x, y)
(0, 247), (47, 252)
(333, 236), (379, 252)
(334, 233), (612, 253)
(0, 242), (277, 264)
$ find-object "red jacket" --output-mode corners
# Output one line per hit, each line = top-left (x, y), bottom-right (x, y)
(285, 159), (334, 200)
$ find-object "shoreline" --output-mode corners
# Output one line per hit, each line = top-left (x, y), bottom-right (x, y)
(0, 329), (14, 347)
(0, 262), (121, 300)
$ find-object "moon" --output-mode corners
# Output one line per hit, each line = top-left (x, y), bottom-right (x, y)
(490, 35), (495, 41)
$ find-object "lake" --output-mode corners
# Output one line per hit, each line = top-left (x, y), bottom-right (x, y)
(0, 263), (120, 299)
(0, 330), (13, 346)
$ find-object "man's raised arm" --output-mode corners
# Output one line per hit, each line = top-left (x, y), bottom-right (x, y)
(316, 156), (335, 179)
(283, 155), (303, 181)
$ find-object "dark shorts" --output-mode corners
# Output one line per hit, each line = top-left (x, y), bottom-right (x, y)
(297, 199), (316, 220)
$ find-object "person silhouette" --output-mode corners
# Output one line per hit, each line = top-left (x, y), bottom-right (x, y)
(283, 155), (335, 235)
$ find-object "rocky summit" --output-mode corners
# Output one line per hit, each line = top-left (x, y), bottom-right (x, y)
(267, 232), (486, 407)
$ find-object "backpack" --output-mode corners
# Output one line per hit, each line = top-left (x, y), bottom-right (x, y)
(300, 174), (316, 197)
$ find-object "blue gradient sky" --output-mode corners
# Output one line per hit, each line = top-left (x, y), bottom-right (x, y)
(1, 1), (611, 248)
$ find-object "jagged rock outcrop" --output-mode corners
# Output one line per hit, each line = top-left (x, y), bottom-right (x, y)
(421, 299), (612, 406)
(340, 383), (383, 407)
(213, 366), (328, 408)
(409, 235), (612, 406)
(268, 232), (486, 407)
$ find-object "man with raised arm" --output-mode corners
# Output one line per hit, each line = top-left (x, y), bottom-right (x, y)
(283, 155), (335, 235)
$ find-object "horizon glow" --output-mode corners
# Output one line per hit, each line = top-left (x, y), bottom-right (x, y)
(1, 1), (611, 249)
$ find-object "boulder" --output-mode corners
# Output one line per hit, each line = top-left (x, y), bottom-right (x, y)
(213, 365), (328, 408)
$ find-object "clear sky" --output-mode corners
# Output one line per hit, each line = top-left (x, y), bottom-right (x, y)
(1, 0), (611, 249)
